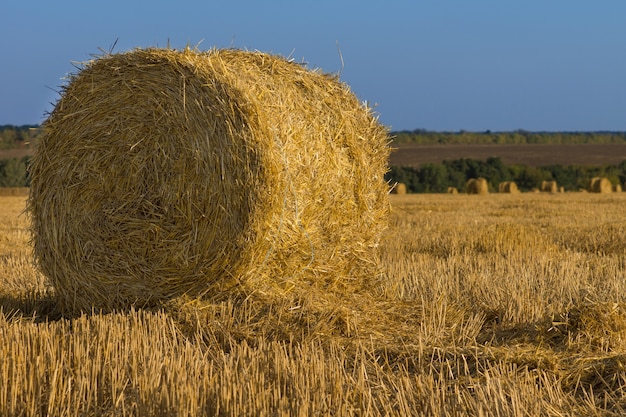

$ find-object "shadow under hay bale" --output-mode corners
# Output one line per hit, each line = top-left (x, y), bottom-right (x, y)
(589, 177), (613, 193)
(28, 47), (390, 313)
(465, 178), (488, 195)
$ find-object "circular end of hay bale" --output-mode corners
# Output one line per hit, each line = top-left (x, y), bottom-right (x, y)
(28, 47), (390, 312)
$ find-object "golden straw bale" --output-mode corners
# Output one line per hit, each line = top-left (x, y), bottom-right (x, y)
(541, 180), (558, 193)
(447, 187), (458, 194)
(391, 183), (407, 195)
(465, 178), (488, 195)
(498, 181), (519, 194)
(28, 47), (391, 312)
(615, 183), (623, 192)
(589, 177), (613, 193)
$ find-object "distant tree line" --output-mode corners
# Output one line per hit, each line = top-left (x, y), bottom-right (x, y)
(2, 125), (626, 190)
(0, 125), (41, 149)
(0, 156), (30, 187)
(2, 125), (626, 148)
(392, 129), (626, 145)
(386, 157), (626, 193)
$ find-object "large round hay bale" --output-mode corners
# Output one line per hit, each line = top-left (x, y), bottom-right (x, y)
(498, 181), (519, 194)
(391, 183), (407, 195)
(28, 47), (390, 312)
(541, 180), (558, 193)
(589, 177), (613, 193)
(465, 178), (488, 195)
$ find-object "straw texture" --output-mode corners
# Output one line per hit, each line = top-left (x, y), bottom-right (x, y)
(28, 47), (390, 312)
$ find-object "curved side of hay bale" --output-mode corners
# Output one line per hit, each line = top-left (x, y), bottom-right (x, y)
(447, 187), (458, 194)
(466, 178), (488, 195)
(589, 177), (613, 193)
(498, 181), (519, 194)
(541, 180), (558, 193)
(391, 183), (407, 195)
(28, 47), (390, 312)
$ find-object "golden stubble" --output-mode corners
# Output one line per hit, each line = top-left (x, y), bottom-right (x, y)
(1, 192), (626, 416)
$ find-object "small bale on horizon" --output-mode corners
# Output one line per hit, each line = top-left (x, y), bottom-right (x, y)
(541, 180), (558, 193)
(589, 177), (613, 193)
(391, 183), (407, 195)
(466, 178), (489, 195)
(447, 187), (458, 194)
(498, 181), (520, 194)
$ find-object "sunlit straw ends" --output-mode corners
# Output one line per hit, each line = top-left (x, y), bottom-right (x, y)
(27, 47), (391, 313)
(465, 178), (488, 195)
(589, 177), (613, 193)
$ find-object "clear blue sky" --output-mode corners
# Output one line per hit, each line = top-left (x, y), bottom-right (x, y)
(2, 1), (625, 132)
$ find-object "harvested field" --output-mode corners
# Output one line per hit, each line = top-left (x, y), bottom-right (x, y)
(2, 192), (626, 415)
(390, 143), (626, 167)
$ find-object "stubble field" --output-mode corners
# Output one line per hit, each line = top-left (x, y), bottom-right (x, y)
(1, 191), (626, 416)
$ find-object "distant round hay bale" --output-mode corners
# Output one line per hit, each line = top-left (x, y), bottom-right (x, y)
(465, 178), (488, 195)
(616, 183), (623, 193)
(391, 183), (407, 195)
(28, 47), (390, 312)
(498, 181), (519, 194)
(589, 177), (613, 193)
(446, 187), (458, 194)
(541, 180), (558, 193)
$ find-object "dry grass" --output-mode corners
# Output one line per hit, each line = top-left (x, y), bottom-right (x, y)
(2, 192), (626, 416)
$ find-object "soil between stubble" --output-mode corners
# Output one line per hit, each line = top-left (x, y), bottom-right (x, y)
(390, 143), (626, 167)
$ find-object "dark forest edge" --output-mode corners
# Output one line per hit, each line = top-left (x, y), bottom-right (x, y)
(386, 157), (626, 193)
(392, 129), (626, 144)
(3, 125), (626, 148)
(1, 125), (625, 191)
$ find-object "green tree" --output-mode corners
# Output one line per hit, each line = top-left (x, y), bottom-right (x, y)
(0, 157), (28, 187)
